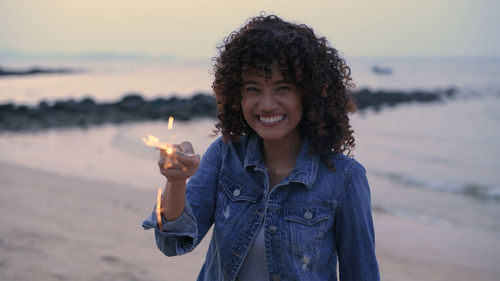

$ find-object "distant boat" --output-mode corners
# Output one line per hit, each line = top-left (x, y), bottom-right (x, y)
(372, 65), (393, 75)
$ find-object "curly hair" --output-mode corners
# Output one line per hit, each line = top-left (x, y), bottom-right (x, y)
(212, 14), (357, 170)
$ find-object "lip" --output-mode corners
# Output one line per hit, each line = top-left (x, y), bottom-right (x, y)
(258, 114), (286, 127)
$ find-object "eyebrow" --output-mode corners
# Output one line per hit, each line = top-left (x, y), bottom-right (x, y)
(241, 79), (289, 86)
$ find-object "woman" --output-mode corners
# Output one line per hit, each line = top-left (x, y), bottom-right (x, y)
(143, 15), (379, 281)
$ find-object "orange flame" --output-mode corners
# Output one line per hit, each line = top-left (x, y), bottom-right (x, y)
(166, 147), (173, 154)
(142, 134), (173, 155)
(168, 116), (174, 130)
(156, 187), (163, 231)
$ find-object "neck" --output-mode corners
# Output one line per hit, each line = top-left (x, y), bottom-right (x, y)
(262, 132), (302, 175)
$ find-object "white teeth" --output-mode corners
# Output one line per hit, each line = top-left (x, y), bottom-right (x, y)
(259, 115), (284, 123)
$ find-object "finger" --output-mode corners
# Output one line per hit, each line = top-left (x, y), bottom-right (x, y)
(179, 141), (195, 155)
(158, 142), (196, 171)
(159, 147), (183, 160)
(160, 168), (192, 179)
(158, 154), (183, 169)
(161, 160), (184, 170)
(174, 153), (200, 170)
(159, 162), (188, 174)
(188, 154), (201, 168)
(159, 161), (183, 170)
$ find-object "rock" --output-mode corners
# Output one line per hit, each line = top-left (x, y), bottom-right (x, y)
(0, 66), (80, 77)
(118, 94), (145, 110)
(0, 89), (454, 132)
(352, 89), (445, 110)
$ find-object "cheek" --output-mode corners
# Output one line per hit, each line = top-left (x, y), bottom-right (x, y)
(290, 98), (303, 120)
(242, 110), (251, 124)
(295, 110), (304, 125)
(240, 99), (252, 123)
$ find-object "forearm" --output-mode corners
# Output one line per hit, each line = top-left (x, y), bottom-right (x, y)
(161, 180), (187, 221)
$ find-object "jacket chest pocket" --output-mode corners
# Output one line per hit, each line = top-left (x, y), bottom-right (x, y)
(283, 202), (335, 257)
(215, 171), (262, 221)
(219, 172), (261, 203)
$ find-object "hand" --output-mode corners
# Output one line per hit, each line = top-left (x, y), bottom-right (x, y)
(158, 141), (200, 184)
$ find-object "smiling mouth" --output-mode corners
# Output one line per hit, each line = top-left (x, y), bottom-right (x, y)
(259, 114), (285, 124)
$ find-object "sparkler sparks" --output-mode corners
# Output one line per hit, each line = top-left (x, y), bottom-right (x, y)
(156, 187), (163, 230)
(142, 134), (174, 155)
(142, 116), (188, 171)
(168, 116), (174, 130)
(142, 116), (175, 155)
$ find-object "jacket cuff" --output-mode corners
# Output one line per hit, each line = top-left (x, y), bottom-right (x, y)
(142, 201), (196, 236)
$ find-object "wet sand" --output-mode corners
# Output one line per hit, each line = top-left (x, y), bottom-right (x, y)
(1, 161), (498, 281)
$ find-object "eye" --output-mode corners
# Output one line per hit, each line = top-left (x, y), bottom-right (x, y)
(244, 86), (260, 93)
(276, 85), (291, 92)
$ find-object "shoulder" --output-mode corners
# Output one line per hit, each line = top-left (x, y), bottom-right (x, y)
(310, 152), (368, 203)
(203, 136), (223, 156)
(327, 154), (369, 198)
(333, 154), (371, 200)
(330, 153), (366, 177)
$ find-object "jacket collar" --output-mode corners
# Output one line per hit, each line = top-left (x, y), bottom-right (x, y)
(243, 135), (319, 189)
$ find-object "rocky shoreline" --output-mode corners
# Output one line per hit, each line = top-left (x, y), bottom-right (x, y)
(0, 66), (81, 77)
(0, 89), (455, 132)
(353, 88), (456, 111)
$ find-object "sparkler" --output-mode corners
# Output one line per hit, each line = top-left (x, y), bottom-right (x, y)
(142, 116), (185, 229)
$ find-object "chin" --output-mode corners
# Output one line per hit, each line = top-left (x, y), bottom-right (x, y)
(257, 132), (288, 142)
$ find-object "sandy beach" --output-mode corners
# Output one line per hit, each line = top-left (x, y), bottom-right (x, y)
(1, 159), (498, 281)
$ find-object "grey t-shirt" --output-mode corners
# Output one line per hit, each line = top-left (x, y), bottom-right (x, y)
(236, 222), (268, 280)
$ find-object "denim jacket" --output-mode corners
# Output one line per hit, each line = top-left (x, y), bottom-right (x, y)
(143, 136), (379, 281)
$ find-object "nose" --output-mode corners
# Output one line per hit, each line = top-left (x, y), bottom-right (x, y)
(258, 90), (277, 112)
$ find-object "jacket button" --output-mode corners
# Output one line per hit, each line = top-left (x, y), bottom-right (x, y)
(269, 226), (277, 234)
(272, 273), (281, 281)
(304, 210), (313, 220)
(233, 189), (241, 197)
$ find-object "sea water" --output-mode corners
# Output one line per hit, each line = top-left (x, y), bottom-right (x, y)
(0, 59), (214, 105)
(0, 57), (499, 234)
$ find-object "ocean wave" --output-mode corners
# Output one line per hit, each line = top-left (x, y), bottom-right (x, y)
(374, 171), (500, 202)
(111, 126), (158, 160)
(372, 204), (457, 228)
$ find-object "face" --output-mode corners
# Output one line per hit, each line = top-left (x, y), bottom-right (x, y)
(240, 63), (303, 144)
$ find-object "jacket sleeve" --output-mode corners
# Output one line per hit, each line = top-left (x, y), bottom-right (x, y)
(142, 137), (223, 256)
(335, 162), (380, 281)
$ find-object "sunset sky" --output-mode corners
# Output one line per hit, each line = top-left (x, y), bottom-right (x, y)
(0, 0), (498, 59)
